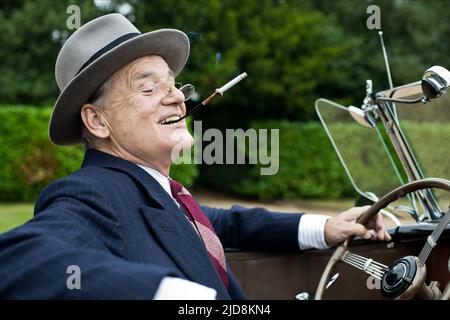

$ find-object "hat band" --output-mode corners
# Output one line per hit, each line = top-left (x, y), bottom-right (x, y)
(76, 32), (140, 75)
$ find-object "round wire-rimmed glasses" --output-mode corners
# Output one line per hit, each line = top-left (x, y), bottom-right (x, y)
(143, 81), (195, 101)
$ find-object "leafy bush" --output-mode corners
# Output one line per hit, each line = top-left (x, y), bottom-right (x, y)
(1, 107), (447, 202)
(199, 120), (450, 201)
(401, 121), (450, 181)
(0, 106), (198, 202)
(233, 121), (355, 200)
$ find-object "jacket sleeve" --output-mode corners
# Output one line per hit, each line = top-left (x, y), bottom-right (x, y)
(201, 204), (303, 252)
(0, 177), (182, 299)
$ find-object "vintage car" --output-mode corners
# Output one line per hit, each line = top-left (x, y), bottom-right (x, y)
(225, 61), (450, 300)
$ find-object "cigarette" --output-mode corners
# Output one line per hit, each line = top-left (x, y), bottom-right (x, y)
(216, 72), (247, 95)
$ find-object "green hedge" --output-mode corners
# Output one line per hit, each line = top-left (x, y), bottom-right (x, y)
(0, 106), (198, 202)
(401, 122), (450, 180)
(199, 120), (450, 201)
(198, 121), (355, 200)
(1, 106), (448, 202)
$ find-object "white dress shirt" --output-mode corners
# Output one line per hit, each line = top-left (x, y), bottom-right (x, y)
(137, 164), (330, 299)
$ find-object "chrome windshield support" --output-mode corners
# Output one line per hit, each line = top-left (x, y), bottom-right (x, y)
(373, 96), (443, 221)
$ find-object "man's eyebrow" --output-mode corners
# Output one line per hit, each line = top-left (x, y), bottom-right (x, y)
(134, 71), (154, 82)
(134, 70), (176, 82)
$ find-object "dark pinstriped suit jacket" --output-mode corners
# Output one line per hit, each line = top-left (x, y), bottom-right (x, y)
(0, 149), (302, 299)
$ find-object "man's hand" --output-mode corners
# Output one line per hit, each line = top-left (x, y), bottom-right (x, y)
(324, 206), (392, 247)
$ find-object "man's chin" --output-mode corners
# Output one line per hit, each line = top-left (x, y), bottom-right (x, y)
(178, 135), (194, 151)
(168, 131), (194, 162)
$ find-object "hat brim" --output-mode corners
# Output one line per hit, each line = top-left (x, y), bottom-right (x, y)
(49, 29), (189, 146)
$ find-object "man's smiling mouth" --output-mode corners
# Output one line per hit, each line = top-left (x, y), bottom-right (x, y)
(159, 114), (181, 125)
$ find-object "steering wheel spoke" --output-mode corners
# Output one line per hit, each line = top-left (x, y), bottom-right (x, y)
(342, 251), (388, 280)
(417, 209), (450, 267)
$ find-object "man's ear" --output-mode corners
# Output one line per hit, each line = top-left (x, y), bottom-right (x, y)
(80, 104), (110, 139)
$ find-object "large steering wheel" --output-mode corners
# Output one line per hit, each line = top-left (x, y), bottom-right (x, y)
(315, 178), (450, 300)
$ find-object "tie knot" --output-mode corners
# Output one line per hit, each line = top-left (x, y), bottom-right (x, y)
(169, 179), (184, 197)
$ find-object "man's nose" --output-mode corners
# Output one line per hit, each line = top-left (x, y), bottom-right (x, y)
(161, 86), (186, 114)
(163, 85), (185, 104)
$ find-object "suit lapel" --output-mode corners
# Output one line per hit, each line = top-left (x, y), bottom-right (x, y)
(140, 205), (229, 297)
(81, 149), (230, 298)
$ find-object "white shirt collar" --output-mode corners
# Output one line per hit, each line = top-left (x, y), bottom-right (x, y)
(136, 164), (178, 205)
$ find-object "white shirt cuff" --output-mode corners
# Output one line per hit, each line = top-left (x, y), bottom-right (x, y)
(153, 277), (217, 300)
(298, 214), (330, 250)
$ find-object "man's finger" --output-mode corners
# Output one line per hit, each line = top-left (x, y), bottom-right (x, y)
(347, 223), (371, 240)
(377, 228), (385, 241)
(375, 213), (385, 240)
(375, 212), (384, 231)
(342, 206), (371, 222)
(366, 212), (382, 230)
(384, 230), (392, 241)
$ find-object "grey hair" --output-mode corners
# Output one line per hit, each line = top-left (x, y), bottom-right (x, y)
(81, 76), (113, 151)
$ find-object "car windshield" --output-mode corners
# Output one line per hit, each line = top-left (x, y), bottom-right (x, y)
(315, 95), (450, 212)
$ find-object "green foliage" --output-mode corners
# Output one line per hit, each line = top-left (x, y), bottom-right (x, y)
(204, 120), (450, 201)
(322, 122), (405, 197)
(0, 106), (77, 201)
(2, 0), (448, 122)
(401, 121), (450, 180)
(0, 0), (104, 105)
(219, 121), (355, 200)
(0, 0), (360, 123)
(0, 106), (198, 202)
(310, 0), (450, 95)
(149, 0), (352, 127)
(1, 0), (449, 201)
(0, 203), (33, 233)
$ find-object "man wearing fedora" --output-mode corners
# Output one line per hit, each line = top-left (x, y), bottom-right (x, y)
(0, 14), (390, 299)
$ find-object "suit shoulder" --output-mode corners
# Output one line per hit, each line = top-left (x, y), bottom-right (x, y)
(46, 165), (132, 190)
(34, 166), (132, 211)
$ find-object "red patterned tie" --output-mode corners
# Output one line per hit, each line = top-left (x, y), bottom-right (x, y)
(169, 179), (229, 289)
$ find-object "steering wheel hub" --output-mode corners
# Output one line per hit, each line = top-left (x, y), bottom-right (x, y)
(385, 263), (407, 287)
(381, 256), (417, 298)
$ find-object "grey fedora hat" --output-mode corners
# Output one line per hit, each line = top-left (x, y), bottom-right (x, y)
(50, 13), (190, 146)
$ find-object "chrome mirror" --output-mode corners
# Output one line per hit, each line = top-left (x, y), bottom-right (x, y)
(421, 66), (450, 100)
(348, 106), (376, 128)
